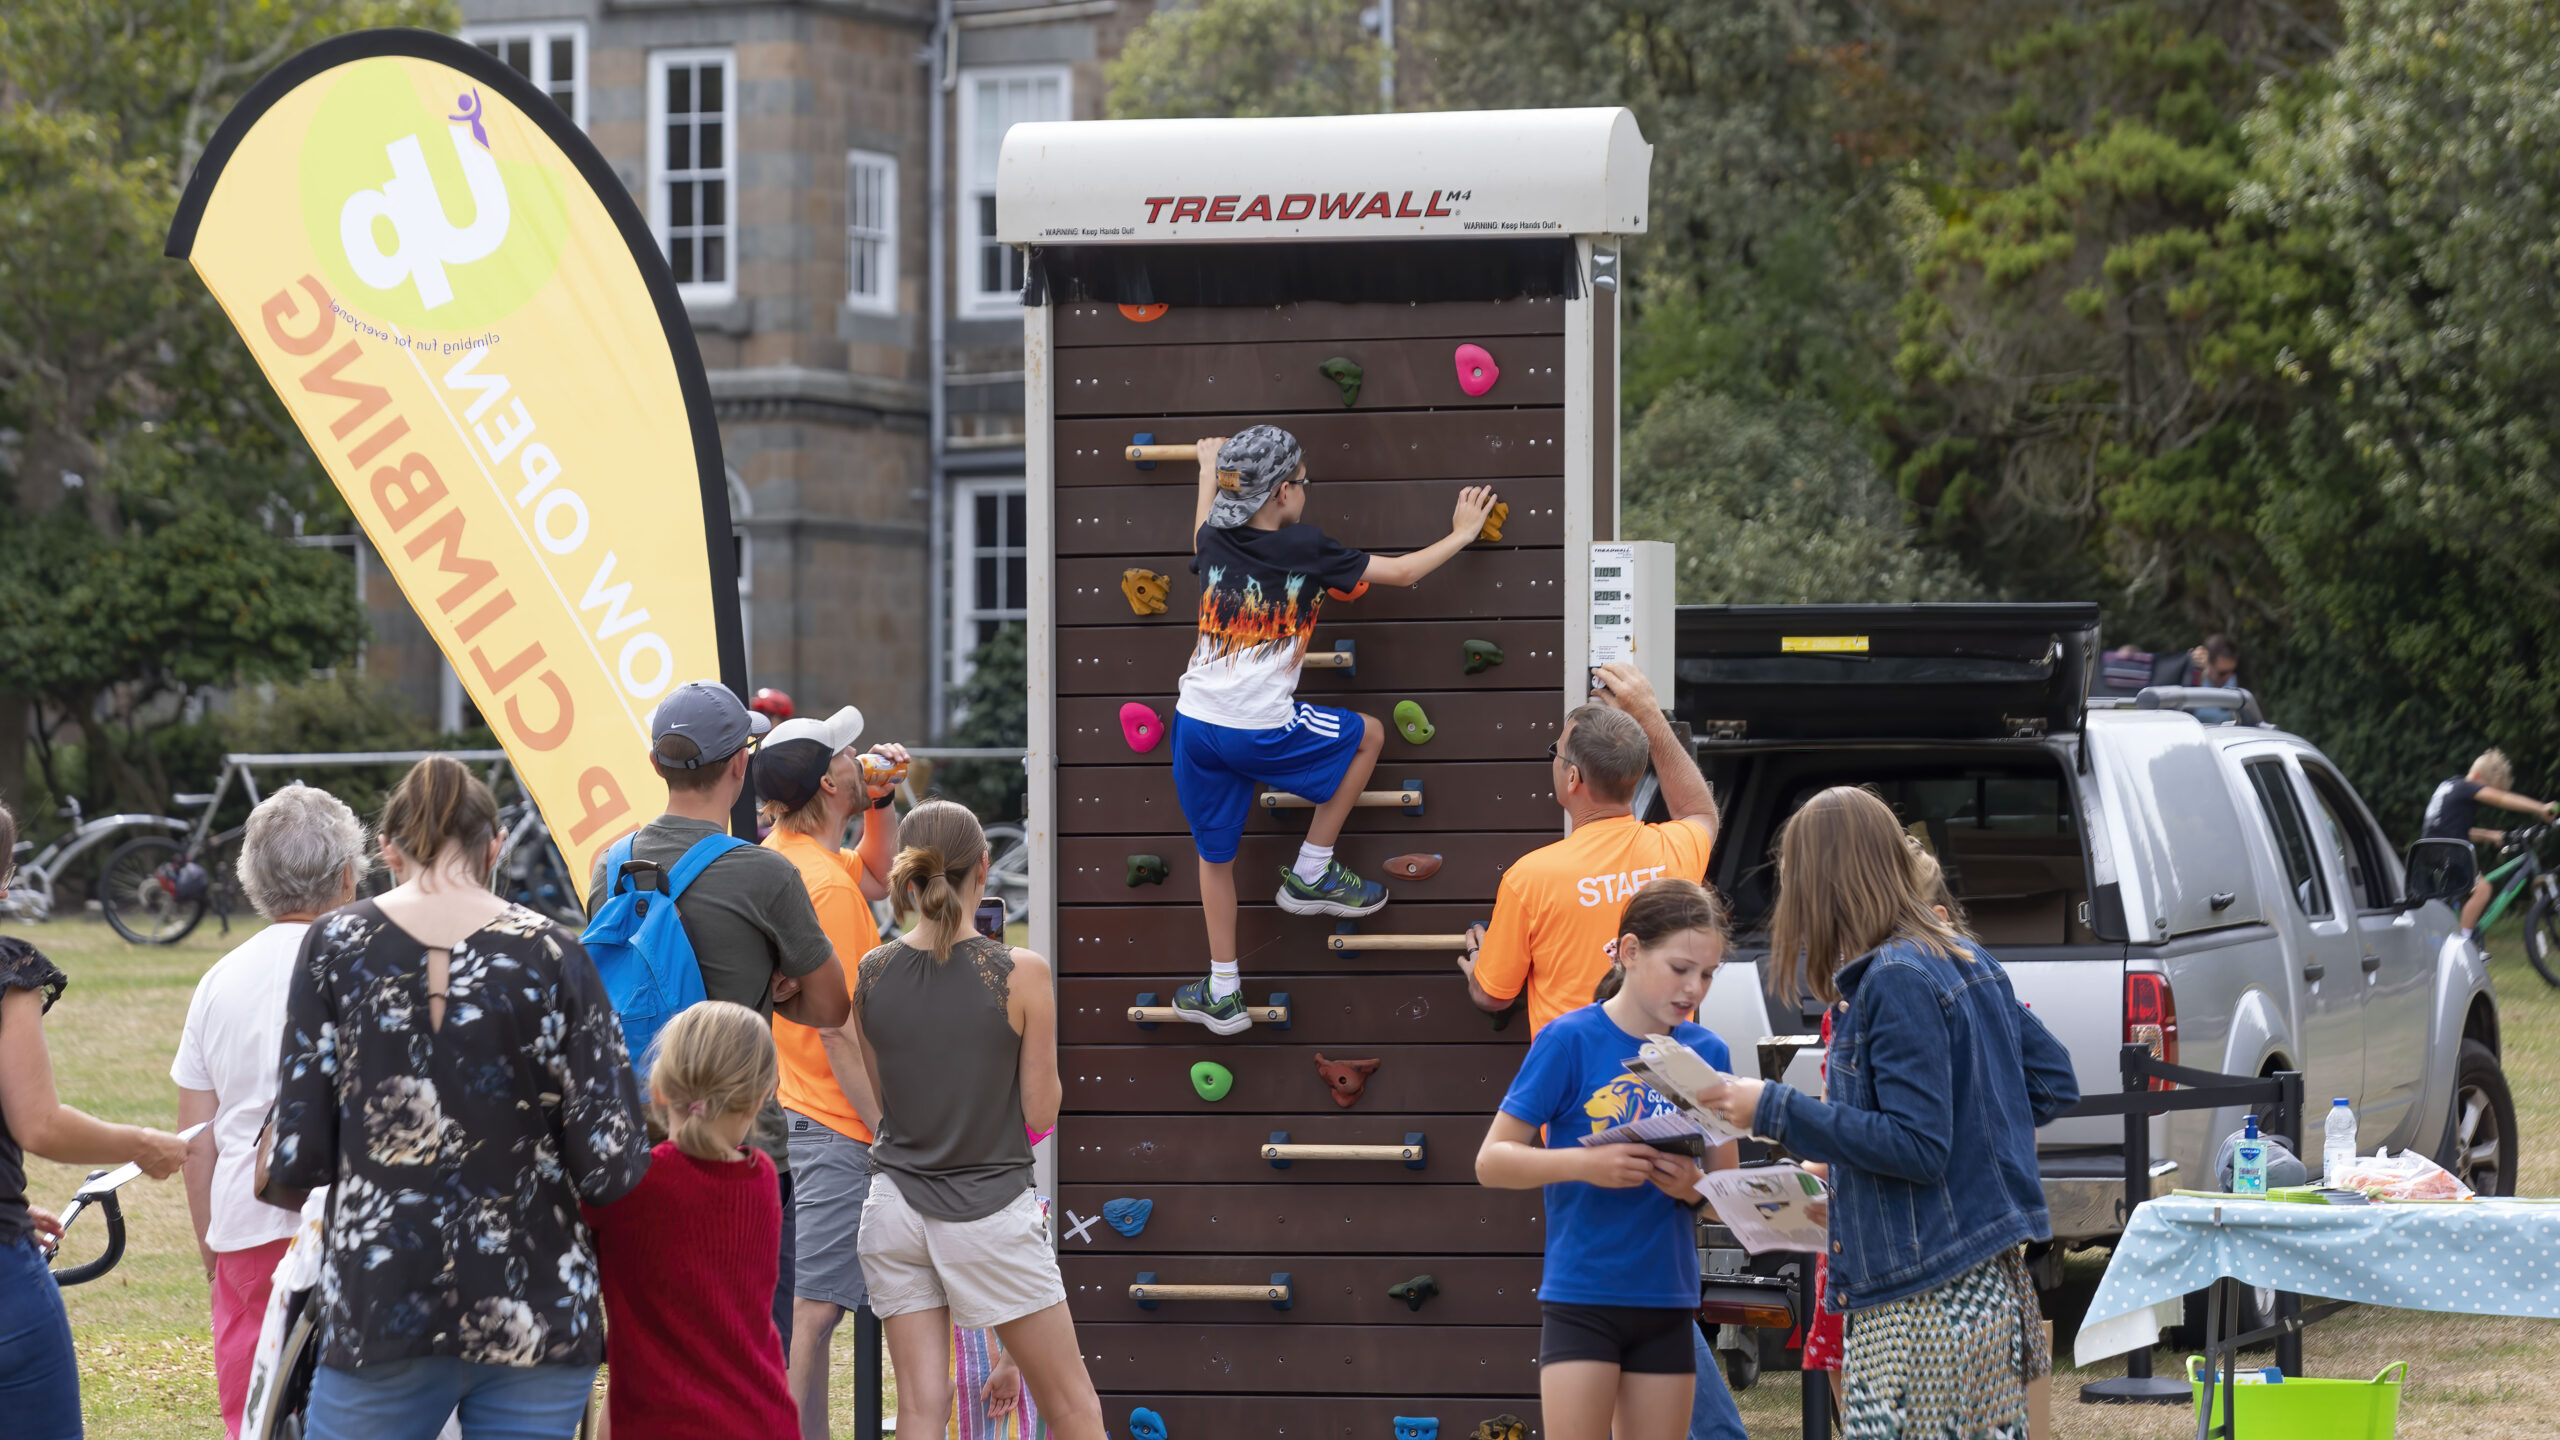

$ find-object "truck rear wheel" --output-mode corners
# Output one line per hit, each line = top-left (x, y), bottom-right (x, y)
(2436, 1038), (2517, 1196)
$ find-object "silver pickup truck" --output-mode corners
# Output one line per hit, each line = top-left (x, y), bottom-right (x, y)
(1671, 603), (2517, 1258)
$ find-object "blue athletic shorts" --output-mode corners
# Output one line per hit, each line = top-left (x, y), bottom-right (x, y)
(1171, 703), (1365, 863)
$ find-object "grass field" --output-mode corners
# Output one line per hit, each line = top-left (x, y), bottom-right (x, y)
(22, 913), (2560, 1437)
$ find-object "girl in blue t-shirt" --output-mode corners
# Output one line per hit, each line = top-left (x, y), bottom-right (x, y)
(1476, 878), (1738, 1440)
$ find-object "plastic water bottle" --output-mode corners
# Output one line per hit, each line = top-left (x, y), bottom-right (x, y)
(2234, 1114), (2269, 1196)
(2324, 1097), (2357, 1184)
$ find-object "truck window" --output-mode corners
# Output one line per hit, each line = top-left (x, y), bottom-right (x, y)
(2302, 762), (2393, 912)
(2246, 758), (2331, 918)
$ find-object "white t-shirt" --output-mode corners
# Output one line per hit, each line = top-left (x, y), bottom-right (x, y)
(1177, 521), (1371, 730)
(169, 922), (309, 1253)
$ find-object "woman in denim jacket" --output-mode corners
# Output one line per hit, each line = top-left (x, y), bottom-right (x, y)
(1705, 787), (2078, 1439)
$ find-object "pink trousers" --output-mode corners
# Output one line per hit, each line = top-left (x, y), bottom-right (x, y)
(212, 1236), (294, 1439)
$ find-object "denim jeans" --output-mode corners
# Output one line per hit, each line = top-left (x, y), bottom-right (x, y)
(305, 1357), (596, 1440)
(1689, 1323), (1747, 1440)
(0, 1235), (81, 1440)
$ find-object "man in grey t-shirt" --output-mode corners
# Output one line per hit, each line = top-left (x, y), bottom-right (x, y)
(587, 679), (849, 1352)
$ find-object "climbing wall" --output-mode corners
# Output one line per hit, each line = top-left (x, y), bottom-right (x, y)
(1036, 294), (1590, 1440)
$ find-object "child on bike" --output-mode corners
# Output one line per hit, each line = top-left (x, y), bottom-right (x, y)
(2424, 748), (2559, 947)
(583, 1001), (800, 1440)
(1475, 878), (1738, 1440)
(1167, 426), (1497, 1033)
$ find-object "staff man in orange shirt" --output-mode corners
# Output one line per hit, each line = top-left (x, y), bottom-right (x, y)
(1462, 661), (1719, 1036)
(1463, 660), (1742, 1440)
(752, 705), (908, 1440)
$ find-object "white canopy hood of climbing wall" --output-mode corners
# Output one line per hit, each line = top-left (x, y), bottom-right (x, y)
(995, 107), (1651, 245)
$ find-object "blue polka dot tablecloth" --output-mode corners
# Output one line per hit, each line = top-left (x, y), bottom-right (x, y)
(2074, 1194), (2560, 1367)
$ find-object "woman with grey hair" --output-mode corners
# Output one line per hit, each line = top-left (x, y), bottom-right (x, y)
(169, 781), (369, 1439)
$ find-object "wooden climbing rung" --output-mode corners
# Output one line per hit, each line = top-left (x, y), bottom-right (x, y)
(1124, 443), (1198, 462)
(1127, 1003), (1290, 1026)
(1261, 1142), (1423, 1163)
(1325, 932), (1472, 952)
(1131, 1271), (1293, 1310)
(1259, 788), (1421, 809)
(1299, 649), (1355, 669)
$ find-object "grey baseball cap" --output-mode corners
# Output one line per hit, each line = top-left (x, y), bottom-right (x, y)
(1206, 425), (1305, 529)
(648, 680), (770, 769)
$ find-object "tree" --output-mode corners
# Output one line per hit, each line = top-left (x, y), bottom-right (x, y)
(1108, 0), (1386, 121)
(936, 623), (1028, 824)
(0, 0), (449, 811)
(2239, 0), (2560, 807)
(1886, 2), (2340, 637)
(1621, 385), (1977, 605)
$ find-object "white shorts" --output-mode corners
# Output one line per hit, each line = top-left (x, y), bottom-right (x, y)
(855, 1175), (1066, 1331)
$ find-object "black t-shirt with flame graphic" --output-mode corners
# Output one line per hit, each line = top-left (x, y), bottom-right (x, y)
(1177, 522), (1370, 729)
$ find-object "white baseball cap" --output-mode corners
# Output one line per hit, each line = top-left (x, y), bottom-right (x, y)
(764, 705), (864, 755)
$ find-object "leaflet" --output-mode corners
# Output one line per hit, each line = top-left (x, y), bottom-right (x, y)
(1618, 1034), (1752, 1146)
(1698, 1164), (1830, 1255)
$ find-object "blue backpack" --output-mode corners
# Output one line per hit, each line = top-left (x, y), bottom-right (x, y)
(582, 831), (747, 1086)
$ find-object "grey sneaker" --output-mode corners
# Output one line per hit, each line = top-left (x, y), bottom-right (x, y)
(1170, 975), (1252, 1035)
(1276, 860), (1388, 917)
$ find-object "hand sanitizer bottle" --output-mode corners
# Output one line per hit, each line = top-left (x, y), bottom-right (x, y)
(2323, 1097), (2356, 1184)
(2234, 1114), (2269, 1196)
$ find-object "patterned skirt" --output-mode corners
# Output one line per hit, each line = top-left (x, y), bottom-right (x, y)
(950, 1326), (1048, 1440)
(1841, 1249), (2049, 1440)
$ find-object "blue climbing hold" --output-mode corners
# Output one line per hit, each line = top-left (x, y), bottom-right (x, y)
(1393, 1420), (1439, 1440)
(1103, 1197), (1153, 1238)
(1129, 1406), (1167, 1440)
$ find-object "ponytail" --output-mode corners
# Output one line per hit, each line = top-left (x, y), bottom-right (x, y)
(647, 1001), (777, 1162)
(888, 800), (987, 960)
(1594, 877), (1731, 1003)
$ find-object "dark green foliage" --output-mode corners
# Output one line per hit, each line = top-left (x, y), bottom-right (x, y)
(935, 624), (1028, 825)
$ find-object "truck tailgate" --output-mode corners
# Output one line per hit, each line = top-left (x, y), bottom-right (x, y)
(2003, 949), (2126, 1146)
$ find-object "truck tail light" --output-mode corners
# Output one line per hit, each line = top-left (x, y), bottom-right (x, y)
(2125, 972), (2178, 1090)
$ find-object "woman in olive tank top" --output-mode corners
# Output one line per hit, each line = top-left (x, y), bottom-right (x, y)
(848, 801), (1105, 1440)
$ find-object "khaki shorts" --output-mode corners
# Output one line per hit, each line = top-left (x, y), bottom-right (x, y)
(856, 1175), (1065, 1331)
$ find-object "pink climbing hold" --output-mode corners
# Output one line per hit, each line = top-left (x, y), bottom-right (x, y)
(1454, 343), (1500, 397)
(1120, 702), (1165, 753)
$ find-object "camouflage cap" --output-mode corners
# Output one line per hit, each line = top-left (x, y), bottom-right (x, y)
(1206, 425), (1304, 529)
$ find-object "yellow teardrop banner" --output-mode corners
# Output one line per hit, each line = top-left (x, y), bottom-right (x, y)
(169, 31), (743, 897)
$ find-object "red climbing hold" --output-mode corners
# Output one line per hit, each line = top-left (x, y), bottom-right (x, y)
(1454, 343), (1500, 397)
(1313, 1054), (1380, 1108)
(1119, 303), (1169, 323)
(1120, 702), (1165, 753)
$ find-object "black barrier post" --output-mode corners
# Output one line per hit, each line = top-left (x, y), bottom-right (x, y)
(2079, 1043), (2191, 1404)
(856, 1303), (883, 1440)
(2273, 1069), (2306, 1378)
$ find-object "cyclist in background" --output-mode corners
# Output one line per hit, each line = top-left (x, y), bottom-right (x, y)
(2423, 748), (2559, 948)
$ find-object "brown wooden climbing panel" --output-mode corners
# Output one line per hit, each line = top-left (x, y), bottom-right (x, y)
(1031, 271), (1619, 1440)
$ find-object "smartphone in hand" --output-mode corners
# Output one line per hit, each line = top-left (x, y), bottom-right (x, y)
(974, 898), (1007, 940)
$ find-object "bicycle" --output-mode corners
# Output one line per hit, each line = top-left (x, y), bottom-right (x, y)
(99, 750), (517, 946)
(1, 797), (191, 927)
(495, 796), (586, 927)
(2489, 822), (2560, 986)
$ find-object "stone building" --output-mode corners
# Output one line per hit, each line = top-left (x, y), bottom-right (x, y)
(361, 0), (1158, 739)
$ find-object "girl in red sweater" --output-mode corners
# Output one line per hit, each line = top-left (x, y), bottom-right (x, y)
(584, 1001), (800, 1440)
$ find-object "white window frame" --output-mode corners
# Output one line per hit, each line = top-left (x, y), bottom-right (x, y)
(727, 468), (756, 680)
(845, 148), (899, 314)
(950, 478), (1028, 688)
(462, 22), (589, 129)
(957, 66), (1069, 318)
(647, 48), (738, 304)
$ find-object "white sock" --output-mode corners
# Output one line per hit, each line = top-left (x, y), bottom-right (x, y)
(1209, 959), (1241, 1001)
(1293, 842), (1334, 885)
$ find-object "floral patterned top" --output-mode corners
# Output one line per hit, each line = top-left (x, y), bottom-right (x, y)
(268, 900), (649, 1370)
(0, 936), (70, 1247)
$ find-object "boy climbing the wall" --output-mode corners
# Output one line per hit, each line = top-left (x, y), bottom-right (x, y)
(1168, 426), (1498, 1033)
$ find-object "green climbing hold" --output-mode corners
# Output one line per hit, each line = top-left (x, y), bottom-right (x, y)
(1393, 700), (1435, 746)
(1127, 854), (1169, 887)
(1318, 356), (1364, 408)
(1191, 1061), (1234, 1102)
(1463, 639), (1505, 676)
(1388, 1274), (1440, 1312)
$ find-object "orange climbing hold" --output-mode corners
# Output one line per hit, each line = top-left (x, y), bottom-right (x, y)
(1121, 568), (1170, 616)
(1326, 581), (1369, 603)
(1383, 854), (1444, 881)
(1119, 303), (1169, 322)
(1477, 501), (1509, 543)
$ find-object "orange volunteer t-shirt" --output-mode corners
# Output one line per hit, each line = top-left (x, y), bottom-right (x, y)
(1473, 813), (1715, 1035)
(764, 826), (879, 1143)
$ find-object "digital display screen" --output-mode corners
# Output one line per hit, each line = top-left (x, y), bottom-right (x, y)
(1594, 566), (1622, 578)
